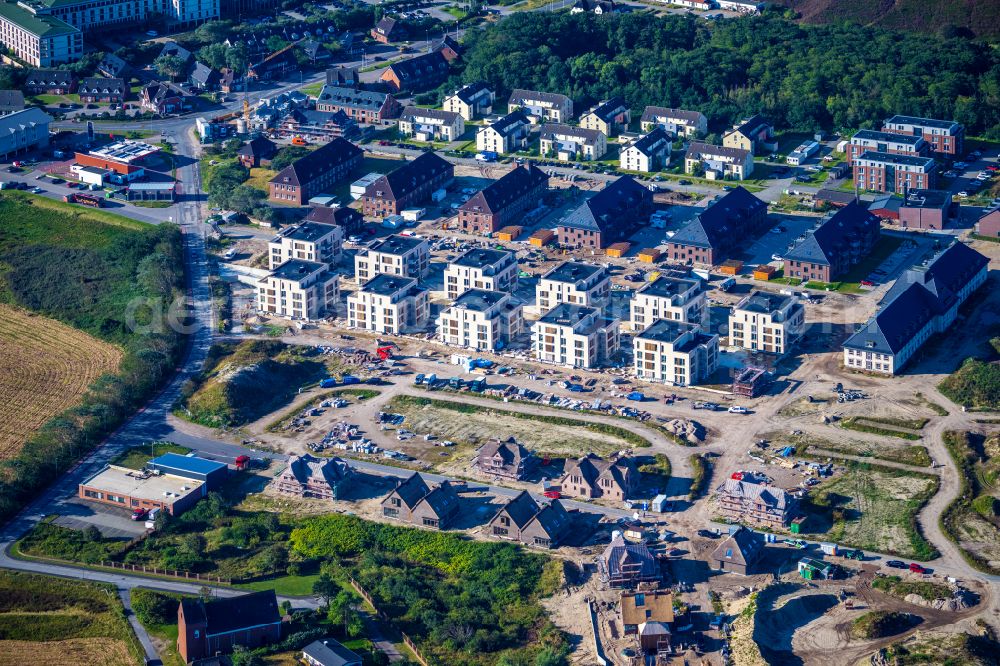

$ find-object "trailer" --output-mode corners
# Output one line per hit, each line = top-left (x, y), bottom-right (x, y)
(820, 542), (838, 556)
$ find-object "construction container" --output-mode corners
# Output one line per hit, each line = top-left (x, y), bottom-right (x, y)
(820, 542), (838, 556)
(753, 265), (777, 281)
(638, 248), (662, 263)
(529, 229), (555, 247)
(496, 225), (522, 242)
(606, 242), (630, 258)
(790, 516), (807, 534)
(719, 259), (743, 276)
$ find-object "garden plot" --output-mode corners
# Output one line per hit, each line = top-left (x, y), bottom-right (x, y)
(808, 466), (938, 559)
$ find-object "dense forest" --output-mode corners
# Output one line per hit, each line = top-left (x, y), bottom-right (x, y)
(454, 12), (1000, 139)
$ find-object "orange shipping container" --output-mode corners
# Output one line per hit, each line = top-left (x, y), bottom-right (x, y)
(753, 265), (777, 281)
(496, 225), (522, 242)
(606, 242), (630, 258)
(719, 259), (743, 276)
(638, 248), (661, 263)
(529, 229), (555, 247)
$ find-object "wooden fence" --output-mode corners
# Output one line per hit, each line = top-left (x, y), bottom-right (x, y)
(99, 560), (231, 584)
(348, 576), (432, 666)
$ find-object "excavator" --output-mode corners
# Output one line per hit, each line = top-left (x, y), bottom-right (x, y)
(375, 341), (400, 361)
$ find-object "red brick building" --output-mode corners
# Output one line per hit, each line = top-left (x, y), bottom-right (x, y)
(268, 137), (363, 206)
(881, 115), (964, 157)
(556, 175), (652, 249)
(362, 152), (454, 217)
(315, 85), (402, 125)
(459, 164), (548, 234)
(976, 208), (1000, 239)
(853, 151), (936, 194)
(782, 202), (881, 283)
(897, 189), (952, 230)
(663, 186), (768, 266)
(380, 51), (450, 93)
(370, 17), (406, 43)
(846, 129), (928, 164)
(178, 591), (282, 663)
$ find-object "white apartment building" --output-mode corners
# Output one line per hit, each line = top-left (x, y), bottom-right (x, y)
(354, 234), (430, 282)
(639, 106), (707, 137)
(630, 275), (706, 330)
(476, 110), (532, 155)
(268, 221), (343, 270)
(444, 248), (518, 300)
(634, 319), (719, 387)
(728, 290), (804, 355)
(443, 82), (494, 121)
(684, 141), (755, 180)
(257, 260), (339, 321)
(347, 274), (429, 335)
(536, 261), (610, 312)
(398, 107), (465, 142)
(507, 89), (573, 124)
(532, 303), (620, 369)
(0, 3), (81, 67)
(538, 123), (607, 161)
(436, 289), (523, 352)
(620, 127), (671, 173)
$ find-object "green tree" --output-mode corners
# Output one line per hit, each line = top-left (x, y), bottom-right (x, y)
(230, 645), (264, 666)
(197, 43), (229, 71)
(154, 54), (187, 80)
(226, 42), (251, 77)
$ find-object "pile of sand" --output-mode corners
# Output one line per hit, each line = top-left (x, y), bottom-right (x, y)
(662, 418), (705, 443)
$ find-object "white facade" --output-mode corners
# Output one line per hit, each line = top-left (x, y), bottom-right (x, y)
(398, 109), (465, 142)
(354, 236), (430, 282)
(536, 262), (610, 312)
(347, 275), (429, 335)
(268, 222), (343, 269)
(443, 85), (494, 121)
(436, 290), (523, 351)
(630, 277), (707, 330)
(532, 304), (620, 369)
(476, 113), (532, 155)
(728, 292), (804, 355)
(0, 5), (81, 67)
(257, 260), (340, 321)
(444, 250), (518, 300)
(539, 124), (607, 161)
(634, 321), (719, 387)
(620, 130), (671, 173)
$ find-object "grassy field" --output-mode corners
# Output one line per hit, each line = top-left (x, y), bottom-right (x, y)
(0, 193), (184, 525)
(0, 571), (142, 665)
(840, 417), (922, 441)
(110, 442), (191, 470)
(387, 394), (650, 459)
(763, 430), (931, 467)
(300, 82), (324, 97)
(0, 305), (122, 460)
(939, 358), (1000, 411)
(248, 167), (278, 191)
(176, 340), (349, 428)
(940, 431), (1000, 574)
(807, 464), (939, 560)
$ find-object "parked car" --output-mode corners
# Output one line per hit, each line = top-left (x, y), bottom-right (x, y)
(909, 563), (928, 574)
(131, 508), (148, 521)
(728, 406), (748, 414)
(886, 560), (907, 569)
(543, 490), (561, 499)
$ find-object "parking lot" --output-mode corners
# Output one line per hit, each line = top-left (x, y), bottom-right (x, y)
(741, 213), (823, 268)
(53, 497), (148, 539)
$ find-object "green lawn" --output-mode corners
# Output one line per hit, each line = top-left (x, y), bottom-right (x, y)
(301, 81), (324, 97)
(237, 573), (321, 596)
(111, 442), (191, 470)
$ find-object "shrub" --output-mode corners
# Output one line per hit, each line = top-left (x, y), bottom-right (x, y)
(971, 494), (998, 518)
(131, 589), (180, 626)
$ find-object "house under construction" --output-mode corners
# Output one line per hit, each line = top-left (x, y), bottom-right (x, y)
(733, 366), (770, 397)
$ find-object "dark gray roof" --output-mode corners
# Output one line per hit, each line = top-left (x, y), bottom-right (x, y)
(461, 164), (547, 216)
(485, 110), (530, 138)
(583, 97), (627, 123)
(79, 77), (125, 95)
(601, 535), (658, 579)
(450, 81), (491, 103)
(387, 51), (449, 85)
(302, 639), (361, 666)
(268, 259), (327, 281)
(189, 62), (219, 87)
(451, 247), (513, 270)
(285, 454), (351, 487)
(496, 490), (541, 529)
(508, 89), (571, 107)
(159, 41), (192, 62)
(783, 202), (879, 267)
(640, 275), (699, 299)
(199, 590), (280, 635)
(844, 242), (987, 355)
(451, 289), (509, 312)
(731, 114), (770, 137)
(279, 221), (339, 243)
(419, 480), (459, 517)
(390, 472), (431, 509)
(635, 319), (699, 344)
(361, 273), (420, 297)
(736, 290), (794, 315)
(855, 151), (935, 169)
(884, 115), (961, 131)
(317, 85), (393, 111)
(269, 137), (362, 188)
(626, 127), (669, 157)
(559, 175), (650, 233)
(365, 152), (453, 202)
(369, 233), (427, 255)
(686, 141), (750, 162)
(539, 122), (604, 144)
(851, 129), (924, 146)
(711, 526), (764, 568)
(640, 106), (704, 125)
(815, 189), (858, 204)
(668, 187), (766, 250)
(538, 302), (597, 326)
(400, 106), (461, 123)
(901, 189), (951, 210)
(543, 261), (605, 284)
(305, 206), (362, 228)
(238, 136), (276, 159)
(25, 69), (73, 86)
(0, 90), (24, 112)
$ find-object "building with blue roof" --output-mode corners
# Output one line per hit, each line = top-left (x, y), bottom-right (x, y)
(634, 319), (719, 386)
(783, 202), (881, 282)
(149, 452), (229, 490)
(664, 187), (768, 266)
(556, 175), (652, 249)
(843, 242), (988, 374)
(436, 289), (523, 351)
